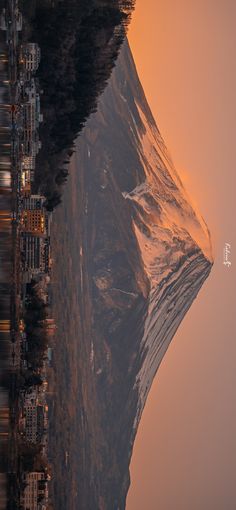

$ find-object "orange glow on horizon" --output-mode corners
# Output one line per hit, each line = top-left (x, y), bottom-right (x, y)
(127, 2), (236, 510)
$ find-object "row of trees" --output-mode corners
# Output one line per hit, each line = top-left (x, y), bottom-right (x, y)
(19, 441), (46, 472)
(23, 281), (49, 371)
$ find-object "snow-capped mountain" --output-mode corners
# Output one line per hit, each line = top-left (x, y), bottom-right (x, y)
(119, 65), (213, 427)
(52, 39), (213, 510)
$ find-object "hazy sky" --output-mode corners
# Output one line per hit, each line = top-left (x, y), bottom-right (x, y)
(127, 1), (236, 509)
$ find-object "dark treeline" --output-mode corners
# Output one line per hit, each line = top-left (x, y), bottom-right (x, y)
(19, 440), (48, 473)
(21, 281), (49, 377)
(19, 0), (135, 210)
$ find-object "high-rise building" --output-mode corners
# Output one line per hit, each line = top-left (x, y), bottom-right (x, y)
(24, 404), (45, 443)
(21, 471), (49, 510)
(22, 43), (41, 72)
(21, 209), (46, 235)
(21, 195), (46, 234)
(21, 155), (35, 170)
(21, 234), (51, 275)
(23, 194), (45, 210)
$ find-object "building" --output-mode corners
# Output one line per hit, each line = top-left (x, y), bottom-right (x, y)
(25, 80), (43, 122)
(21, 195), (52, 237)
(21, 155), (36, 180)
(23, 97), (43, 137)
(47, 348), (53, 367)
(20, 471), (49, 510)
(22, 116), (42, 159)
(22, 43), (41, 72)
(24, 388), (38, 407)
(22, 78), (43, 159)
(21, 155), (36, 171)
(0, 9), (7, 30)
(20, 196), (52, 280)
(20, 167), (31, 196)
(39, 318), (56, 338)
(43, 237), (51, 273)
(21, 178), (31, 197)
(20, 156), (36, 194)
(21, 235), (41, 272)
(21, 234), (51, 275)
(21, 195), (46, 235)
(23, 195), (45, 210)
(21, 209), (46, 235)
(0, 7), (22, 31)
(24, 404), (45, 443)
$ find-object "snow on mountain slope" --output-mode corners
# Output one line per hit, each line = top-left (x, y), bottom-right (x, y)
(118, 45), (213, 428)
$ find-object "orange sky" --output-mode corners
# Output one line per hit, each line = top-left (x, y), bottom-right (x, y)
(127, 1), (236, 509)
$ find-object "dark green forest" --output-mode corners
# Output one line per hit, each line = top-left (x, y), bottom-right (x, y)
(19, 0), (135, 210)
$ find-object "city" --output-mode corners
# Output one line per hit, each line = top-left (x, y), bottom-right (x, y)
(0, 1), (53, 509)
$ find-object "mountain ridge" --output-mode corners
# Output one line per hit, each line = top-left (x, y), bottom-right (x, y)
(51, 39), (213, 509)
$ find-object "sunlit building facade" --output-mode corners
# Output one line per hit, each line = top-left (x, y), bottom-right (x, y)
(21, 471), (49, 510)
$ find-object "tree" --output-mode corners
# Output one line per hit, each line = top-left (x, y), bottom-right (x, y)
(24, 374), (43, 388)
(19, 441), (43, 472)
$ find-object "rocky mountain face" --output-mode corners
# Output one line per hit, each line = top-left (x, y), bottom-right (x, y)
(51, 40), (213, 509)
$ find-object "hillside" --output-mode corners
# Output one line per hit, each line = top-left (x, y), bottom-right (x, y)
(50, 40), (213, 509)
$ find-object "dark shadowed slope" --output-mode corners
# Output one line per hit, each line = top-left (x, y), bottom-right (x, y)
(51, 40), (213, 510)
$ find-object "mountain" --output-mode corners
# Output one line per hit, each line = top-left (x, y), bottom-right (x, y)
(51, 39), (213, 509)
